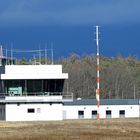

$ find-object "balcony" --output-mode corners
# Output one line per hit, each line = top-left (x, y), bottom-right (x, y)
(0, 92), (73, 103)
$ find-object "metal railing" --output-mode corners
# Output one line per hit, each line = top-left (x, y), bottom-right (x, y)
(0, 92), (73, 101)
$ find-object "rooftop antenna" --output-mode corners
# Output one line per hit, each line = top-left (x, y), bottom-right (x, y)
(5, 44), (8, 65)
(95, 25), (100, 121)
(51, 42), (54, 65)
(33, 55), (36, 65)
(0, 45), (3, 66)
(0, 45), (3, 58)
(11, 43), (13, 65)
(38, 44), (41, 65)
(45, 43), (47, 65)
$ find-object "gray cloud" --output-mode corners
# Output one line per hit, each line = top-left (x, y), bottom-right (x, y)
(0, 0), (139, 26)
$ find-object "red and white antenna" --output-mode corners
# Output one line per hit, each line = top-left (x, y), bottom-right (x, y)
(95, 25), (100, 120)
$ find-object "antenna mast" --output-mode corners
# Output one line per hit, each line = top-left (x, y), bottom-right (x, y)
(39, 44), (41, 65)
(51, 42), (54, 65)
(95, 25), (100, 120)
(45, 43), (47, 65)
(11, 43), (13, 65)
(6, 45), (8, 65)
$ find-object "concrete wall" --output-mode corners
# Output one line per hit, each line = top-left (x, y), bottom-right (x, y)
(6, 103), (63, 121)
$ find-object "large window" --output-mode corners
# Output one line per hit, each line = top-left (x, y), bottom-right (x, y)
(27, 80), (42, 93)
(4, 79), (65, 95)
(27, 79), (64, 93)
(44, 79), (64, 92)
(4, 80), (25, 95)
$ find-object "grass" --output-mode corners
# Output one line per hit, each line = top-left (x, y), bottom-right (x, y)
(0, 118), (139, 140)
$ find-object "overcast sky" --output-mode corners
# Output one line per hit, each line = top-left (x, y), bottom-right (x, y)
(0, 0), (139, 58)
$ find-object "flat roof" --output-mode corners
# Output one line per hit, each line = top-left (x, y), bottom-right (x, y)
(64, 99), (139, 106)
(0, 65), (68, 79)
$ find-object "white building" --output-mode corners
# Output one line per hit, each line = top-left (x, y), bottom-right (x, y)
(63, 99), (140, 120)
(0, 55), (73, 121)
(0, 51), (139, 121)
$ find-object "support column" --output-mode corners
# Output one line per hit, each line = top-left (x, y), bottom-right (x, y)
(25, 80), (27, 94)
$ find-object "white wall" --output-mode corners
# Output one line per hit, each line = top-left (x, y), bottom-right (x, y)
(1, 65), (68, 79)
(100, 105), (139, 118)
(4, 65), (63, 74)
(6, 103), (63, 121)
(4, 104), (140, 121)
(63, 105), (139, 120)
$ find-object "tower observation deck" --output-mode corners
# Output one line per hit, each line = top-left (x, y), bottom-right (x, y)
(0, 46), (73, 103)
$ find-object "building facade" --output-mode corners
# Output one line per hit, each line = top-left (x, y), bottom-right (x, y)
(63, 99), (140, 120)
(0, 55), (73, 121)
(0, 55), (139, 121)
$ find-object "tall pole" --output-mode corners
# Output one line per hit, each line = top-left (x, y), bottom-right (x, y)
(39, 44), (41, 65)
(11, 43), (13, 65)
(45, 43), (47, 65)
(95, 25), (100, 120)
(51, 42), (54, 65)
(6, 45), (8, 65)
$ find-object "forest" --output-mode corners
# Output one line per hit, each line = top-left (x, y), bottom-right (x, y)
(19, 54), (140, 99)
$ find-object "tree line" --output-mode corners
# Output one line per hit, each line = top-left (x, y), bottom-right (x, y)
(18, 54), (140, 99)
(58, 54), (140, 99)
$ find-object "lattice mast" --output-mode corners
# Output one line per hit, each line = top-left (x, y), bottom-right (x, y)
(95, 25), (100, 120)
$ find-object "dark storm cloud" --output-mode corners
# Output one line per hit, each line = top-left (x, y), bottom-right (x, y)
(0, 0), (139, 26)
